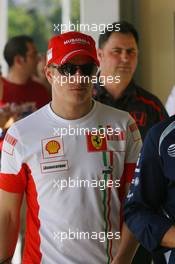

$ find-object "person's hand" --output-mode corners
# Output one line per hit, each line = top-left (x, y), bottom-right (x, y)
(10, 102), (36, 120)
(110, 223), (139, 264)
(0, 102), (37, 130)
(0, 104), (15, 129)
(16, 102), (36, 118)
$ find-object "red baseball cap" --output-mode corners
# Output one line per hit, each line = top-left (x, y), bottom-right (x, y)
(47, 31), (99, 66)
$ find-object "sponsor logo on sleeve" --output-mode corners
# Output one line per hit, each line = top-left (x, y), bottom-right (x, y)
(3, 133), (17, 155)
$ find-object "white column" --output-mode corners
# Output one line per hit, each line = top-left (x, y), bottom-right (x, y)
(62, 0), (71, 27)
(80, 0), (120, 43)
(0, 0), (8, 75)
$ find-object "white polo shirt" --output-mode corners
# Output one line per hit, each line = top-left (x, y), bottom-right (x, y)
(0, 101), (142, 264)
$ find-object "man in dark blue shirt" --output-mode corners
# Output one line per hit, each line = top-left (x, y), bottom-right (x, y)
(124, 115), (175, 264)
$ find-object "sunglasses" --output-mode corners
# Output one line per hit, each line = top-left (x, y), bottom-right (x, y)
(50, 63), (97, 76)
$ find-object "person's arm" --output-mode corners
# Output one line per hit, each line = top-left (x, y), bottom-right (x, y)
(0, 125), (27, 262)
(112, 117), (142, 264)
(111, 223), (139, 264)
(0, 190), (23, 261)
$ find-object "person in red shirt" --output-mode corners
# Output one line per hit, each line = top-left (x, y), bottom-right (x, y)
(0, 35), (50, 110)
(0, 35), (51, 139)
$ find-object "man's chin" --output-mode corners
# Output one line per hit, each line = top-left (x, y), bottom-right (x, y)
(117, 70), (133, 79)
(117, 68), (132, 73)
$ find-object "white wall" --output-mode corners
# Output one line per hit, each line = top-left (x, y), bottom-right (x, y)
(120, 0), (175, 103)
(80, 0), (120, 44)
(137, 0), (175, 103)
(62, 0), (71, 26)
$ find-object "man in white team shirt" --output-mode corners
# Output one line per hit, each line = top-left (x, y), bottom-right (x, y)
(0, 31), (142, 264)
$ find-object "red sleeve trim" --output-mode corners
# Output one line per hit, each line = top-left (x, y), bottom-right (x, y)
(119, 163), (136, 229)
(118, 163), (136, 203)
(0, 164), (27, 193)
(125, 163), (137, 183)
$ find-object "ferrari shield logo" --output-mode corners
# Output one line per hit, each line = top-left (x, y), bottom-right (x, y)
(86, 133), (107, 152)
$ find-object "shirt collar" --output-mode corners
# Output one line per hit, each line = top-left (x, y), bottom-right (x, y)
(95, 72), (137, 101)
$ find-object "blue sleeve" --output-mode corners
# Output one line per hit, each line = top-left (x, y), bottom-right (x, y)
(124, 129), (174, 252)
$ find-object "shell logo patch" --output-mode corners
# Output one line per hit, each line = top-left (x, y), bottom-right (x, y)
(42, 137), (64, 159)
(46, 140), (60, 154)
(86, 133), (107, 152)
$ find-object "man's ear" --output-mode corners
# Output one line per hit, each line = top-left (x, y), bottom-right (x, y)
(44, 66), (53, 85)
(14, 55), (25, 66)
(97, 48), (103, 62)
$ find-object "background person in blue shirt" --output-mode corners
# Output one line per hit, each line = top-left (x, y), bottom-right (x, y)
(116, 115), (175, 264)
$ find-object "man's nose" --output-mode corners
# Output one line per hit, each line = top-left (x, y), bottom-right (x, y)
(121, 50), (129, 63)
(74, 66), (82, 75)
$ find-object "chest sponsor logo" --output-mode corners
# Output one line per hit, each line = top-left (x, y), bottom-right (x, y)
(106, 126), (126, 151)
(167, 144), (175, 157)
(41, 160), (68, 173)
(3, 133), (17, 155)
(42, 136), (64, 159)
(46, 140), (60, 154)
(86, 133), (107, 152)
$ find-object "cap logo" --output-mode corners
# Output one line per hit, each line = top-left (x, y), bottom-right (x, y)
(64, 38), (90, 45)
(61, 49), (86, 64)
(47, 48), (53, 61)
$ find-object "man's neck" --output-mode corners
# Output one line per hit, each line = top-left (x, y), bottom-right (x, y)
(7, 68), (29, 85)
(51, 99), (94, 120)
